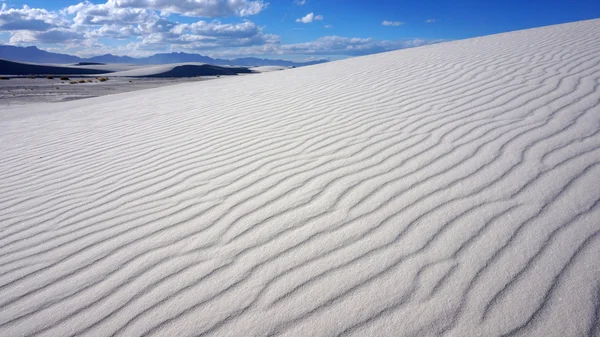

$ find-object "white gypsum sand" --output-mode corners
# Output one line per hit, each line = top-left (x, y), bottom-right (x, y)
(1, 19), (600, 337)
(250, 66), (292, 73)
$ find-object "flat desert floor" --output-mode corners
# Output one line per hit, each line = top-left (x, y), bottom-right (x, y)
(1, 19), (600, 337)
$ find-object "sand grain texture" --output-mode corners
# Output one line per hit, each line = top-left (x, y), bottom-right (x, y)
(1, 19), (600, 337)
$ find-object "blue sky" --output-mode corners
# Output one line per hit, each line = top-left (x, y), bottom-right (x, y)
(0, 0), (598, 60)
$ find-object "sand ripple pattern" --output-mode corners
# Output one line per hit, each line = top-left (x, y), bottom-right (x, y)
(1, 19), (600, 337)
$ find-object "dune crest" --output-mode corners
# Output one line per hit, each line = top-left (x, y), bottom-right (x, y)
(1, 19), (600, 336)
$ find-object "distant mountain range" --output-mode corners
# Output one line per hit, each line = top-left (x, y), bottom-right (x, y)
(0, 45), (327, 67)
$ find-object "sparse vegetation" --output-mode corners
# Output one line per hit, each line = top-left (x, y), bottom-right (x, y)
(86, 79), (93, 83)
(78, 80), (87, 83)
(97, 77), (109, 82)
(0, 76), (9, 80)
(46, 76), (54, 79)
(60, 76), (70, 81)
(70, 81), (78, 84)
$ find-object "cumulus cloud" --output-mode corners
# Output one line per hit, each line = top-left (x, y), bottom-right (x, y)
(86, 24), (139, 39)
(10, 28), (84, 43)
(0, 2), (272, 52)
(0, 19), (52, 31)
(296, 12), (323, 23)
(0, 5), (66, 31)
(64, 1), (156, 26)
(176, 32), (279, 51)
(112, 0), (267, 17)
(382, 20), (404, 27)
(0, 1), (441, 59)
(184, 20), (260, 38)
(0, 4), (82, 44)
(425, 19), (435, 23)
(208, 35), (441, 58)
(98, 18), (276, 53)
(293, 0), (306, 5)
(279, 36), (439, 56)
(72, 41), (152, 57)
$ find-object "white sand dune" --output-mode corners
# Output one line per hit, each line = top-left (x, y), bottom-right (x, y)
(92, 63), (187, 76)
(1, 19), (600, 337)
(250, 66), (292, 73)
(67, 63), (147, 72)
(99, 63), (252, 77)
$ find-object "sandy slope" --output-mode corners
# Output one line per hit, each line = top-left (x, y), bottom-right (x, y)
(250, 66), (292, 72)
(1, 19), (600, 337)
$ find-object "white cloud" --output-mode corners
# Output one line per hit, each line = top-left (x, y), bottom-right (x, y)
(86, 24), (139, 39)
(184, 20), (260, 38)
(10, 28), (84, 43)
(119, 19), (277, 52)
(425, 19), (435, 23)
(280, 36), (440, 56)
(296, 12), (323, 23)
(64, 2), (156, 26)
(112, 0), (267, 17)
(0, 1), (442, 60)
(176, 32), (278, 50)
(207, 35), (441, 58)
(1, 3), (272, 51)
(293, 0), (306, 5)
(382, 20), (404, 27)
(76, 42), (151, 57)
(0, 5), (66, 31)
(0, 18), (52, 31)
